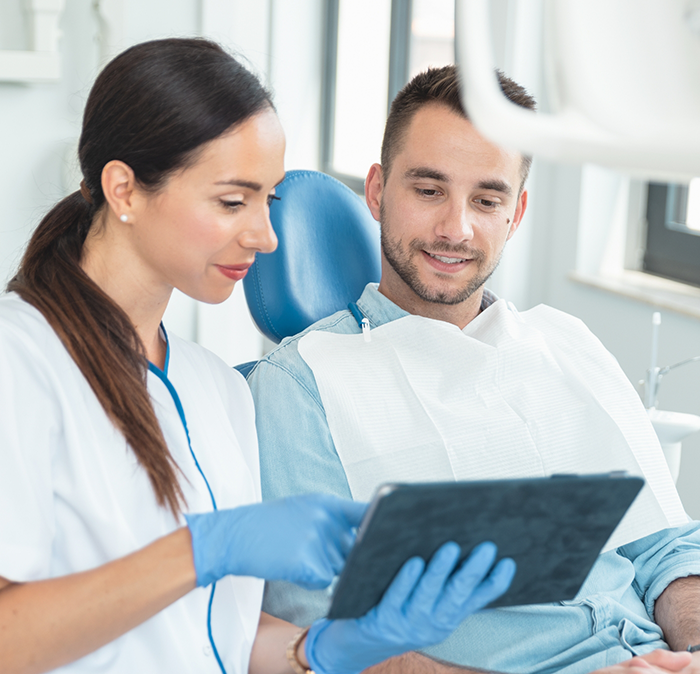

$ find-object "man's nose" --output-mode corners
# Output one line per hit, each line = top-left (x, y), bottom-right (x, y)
(434, 200), (475, 243)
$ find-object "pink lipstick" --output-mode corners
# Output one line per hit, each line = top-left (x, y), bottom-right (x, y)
(215, 264), (252, 281)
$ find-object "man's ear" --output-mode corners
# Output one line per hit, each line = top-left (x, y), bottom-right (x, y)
(365, 163), (384, 223)
(506, 189), (528, 241)
(101, 160), (138, 222)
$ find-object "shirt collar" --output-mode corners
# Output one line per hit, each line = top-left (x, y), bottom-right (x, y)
(355, 283), (499, 329)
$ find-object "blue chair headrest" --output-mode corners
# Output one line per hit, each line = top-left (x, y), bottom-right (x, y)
(243, 170), (381, 343)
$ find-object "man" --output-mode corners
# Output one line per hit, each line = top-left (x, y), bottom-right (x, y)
(247, 66), (700, 674)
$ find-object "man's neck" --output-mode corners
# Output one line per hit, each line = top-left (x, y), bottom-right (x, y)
(376, 280), (484, 330)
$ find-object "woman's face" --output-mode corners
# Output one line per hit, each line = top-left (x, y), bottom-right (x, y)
(131, 108), (285, 304)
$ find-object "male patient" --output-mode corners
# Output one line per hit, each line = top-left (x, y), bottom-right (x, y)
(247, 66), (700, 674)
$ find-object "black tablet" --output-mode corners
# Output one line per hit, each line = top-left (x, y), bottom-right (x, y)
(328, 473), (644, 620)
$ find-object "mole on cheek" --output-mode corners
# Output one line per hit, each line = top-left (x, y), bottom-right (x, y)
(506, 219), (511, 225)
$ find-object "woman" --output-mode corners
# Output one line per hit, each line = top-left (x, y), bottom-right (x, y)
(0, 38), (514, 674)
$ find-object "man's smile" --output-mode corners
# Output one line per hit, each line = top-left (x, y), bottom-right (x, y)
(426, 252), (468, 264)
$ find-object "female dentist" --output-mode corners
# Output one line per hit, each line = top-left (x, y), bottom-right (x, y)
(0, 38), (514, 674)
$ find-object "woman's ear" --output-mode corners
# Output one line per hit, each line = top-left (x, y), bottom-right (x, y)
(101, 161), (137, 223)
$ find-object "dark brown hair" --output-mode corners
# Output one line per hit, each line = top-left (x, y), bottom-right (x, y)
(8, 38), (274, 515)
(381, 65), (536, 189)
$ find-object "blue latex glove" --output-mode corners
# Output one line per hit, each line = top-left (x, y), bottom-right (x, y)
(184, 494), (367, 588)
(305, 541), (515, 674)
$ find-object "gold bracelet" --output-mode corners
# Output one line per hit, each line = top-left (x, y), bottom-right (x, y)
(286, 626), (315, 674)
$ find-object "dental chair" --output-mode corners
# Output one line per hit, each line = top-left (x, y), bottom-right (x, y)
(236, 170), (381, 376)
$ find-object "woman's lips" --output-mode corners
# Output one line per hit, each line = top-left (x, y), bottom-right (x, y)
(215, 263), (252, 281)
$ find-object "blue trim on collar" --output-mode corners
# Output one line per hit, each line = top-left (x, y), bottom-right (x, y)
(146, 362), (218, 511)
(148, 323), (170, 376)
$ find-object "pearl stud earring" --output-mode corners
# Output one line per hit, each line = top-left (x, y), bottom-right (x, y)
(120, 214), (128, 223)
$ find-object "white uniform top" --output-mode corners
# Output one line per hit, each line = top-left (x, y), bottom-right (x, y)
(0, 293), (263, 674)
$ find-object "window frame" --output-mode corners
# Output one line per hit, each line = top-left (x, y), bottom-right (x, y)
(320, 0), (412, 193)
(643, 183), (700, 288)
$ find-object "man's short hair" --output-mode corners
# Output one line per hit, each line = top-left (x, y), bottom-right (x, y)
(380, 65), (537, 189)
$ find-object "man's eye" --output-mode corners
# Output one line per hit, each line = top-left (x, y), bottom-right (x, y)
(267, 194), (281, 207)
(417, 188), (441, 197)
(476, 199), (498, 208)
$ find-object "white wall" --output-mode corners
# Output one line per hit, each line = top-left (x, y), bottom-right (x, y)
(1, 0), (97, 288)
(0, 0), (323, 365)
(524, 159), (700, 519)
(0, 0), (202, 304)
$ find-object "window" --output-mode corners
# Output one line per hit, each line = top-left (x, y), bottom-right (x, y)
(408, 0), (454, 79)
(321, 0), (455, 191)
(328, 0), (392, 183)
(644, 179), (700, 287)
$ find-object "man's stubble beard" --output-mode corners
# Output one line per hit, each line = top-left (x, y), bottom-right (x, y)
(379, 200), (504, 306)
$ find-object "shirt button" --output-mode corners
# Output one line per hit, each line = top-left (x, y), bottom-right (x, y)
(203, 644), (212, 656)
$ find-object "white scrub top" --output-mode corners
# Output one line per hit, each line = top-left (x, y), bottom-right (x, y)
(0, 293), (264, 674)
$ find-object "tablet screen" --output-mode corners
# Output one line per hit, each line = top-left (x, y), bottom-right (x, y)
(328, 474), (643, 620)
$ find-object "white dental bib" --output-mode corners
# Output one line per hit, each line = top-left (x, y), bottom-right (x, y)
(298, 299), (687, 551)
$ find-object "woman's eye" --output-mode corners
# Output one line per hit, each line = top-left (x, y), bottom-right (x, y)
(221, 200), (244, 211)
(267, 194), (281, 207)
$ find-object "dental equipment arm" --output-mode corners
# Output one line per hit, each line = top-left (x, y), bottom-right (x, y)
(455, 0), (700, 181)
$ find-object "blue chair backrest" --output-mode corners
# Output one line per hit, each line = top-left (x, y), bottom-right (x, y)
(243, 170), (381, 344)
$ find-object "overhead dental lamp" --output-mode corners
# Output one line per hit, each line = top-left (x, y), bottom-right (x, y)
(455, 0), (700, 182)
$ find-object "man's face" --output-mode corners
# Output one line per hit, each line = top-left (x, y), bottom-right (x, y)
(366, 103), (527, 322)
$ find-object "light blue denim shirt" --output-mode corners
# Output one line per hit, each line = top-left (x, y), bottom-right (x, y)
(247, 284), (700, 674)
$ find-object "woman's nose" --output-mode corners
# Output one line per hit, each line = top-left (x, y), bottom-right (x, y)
(243, 206), (278, 254)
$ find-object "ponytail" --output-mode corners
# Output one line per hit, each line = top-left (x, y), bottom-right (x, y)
(8, 192), (185, 516)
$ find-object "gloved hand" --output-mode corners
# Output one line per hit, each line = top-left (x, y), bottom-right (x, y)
(184, 494), (367, 588)
(305, 541), (515, 674)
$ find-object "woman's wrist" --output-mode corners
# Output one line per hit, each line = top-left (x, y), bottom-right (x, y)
(286, 626), (313, 673)
(298, 634), (311, 669)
